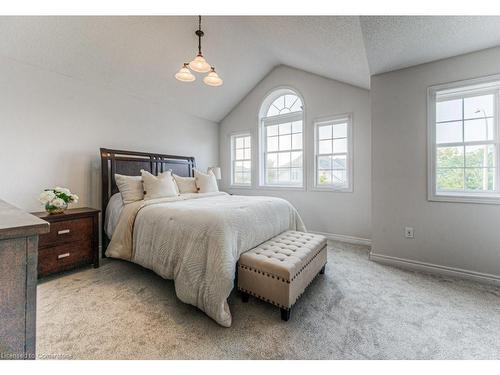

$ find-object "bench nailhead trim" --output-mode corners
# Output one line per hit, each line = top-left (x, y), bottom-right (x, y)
(238, 268), (326, 309)
(238, 264), (289, 283)
(238, 244), (326, 283)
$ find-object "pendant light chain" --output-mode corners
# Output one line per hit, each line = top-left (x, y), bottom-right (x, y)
(198, 15), (202, 55)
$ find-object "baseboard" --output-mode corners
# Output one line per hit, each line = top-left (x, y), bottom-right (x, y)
(369, 252), (500, 287)
(311, 231), (372, 246)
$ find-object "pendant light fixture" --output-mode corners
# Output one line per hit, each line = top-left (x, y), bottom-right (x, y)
(203, 67), (223, 87)
(189, 16), (211, 73)
(175, 16), (223, 86)
(174, 63), (196, 82)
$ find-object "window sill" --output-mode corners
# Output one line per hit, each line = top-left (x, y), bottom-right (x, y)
(429, 192), (500, 205)
(310, 186), (353, 193)
(256, 185), (306, 192)
(228, 185), (253, 189)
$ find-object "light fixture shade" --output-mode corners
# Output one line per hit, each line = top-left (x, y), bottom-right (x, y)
(189, 54), (211, 73)
(208, 166), (221, 180)
(175, 63), (195, 82)
(203, 67), (223, 87)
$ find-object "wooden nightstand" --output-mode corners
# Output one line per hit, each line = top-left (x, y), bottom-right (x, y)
(32, 207), (100, 278)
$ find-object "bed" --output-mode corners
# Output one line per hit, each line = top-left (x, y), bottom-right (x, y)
(100, 148), (305, 327)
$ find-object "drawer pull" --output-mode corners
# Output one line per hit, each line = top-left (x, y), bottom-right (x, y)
(57, 253), (70, 259)
(58, 229), (71, 235)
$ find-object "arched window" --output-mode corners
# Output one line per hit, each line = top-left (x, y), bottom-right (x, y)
(266, 93), (303, 116)
(259, 88), (304, 187)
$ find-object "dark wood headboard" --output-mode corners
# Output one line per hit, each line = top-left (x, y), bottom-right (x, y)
(100, 148), (196, 254)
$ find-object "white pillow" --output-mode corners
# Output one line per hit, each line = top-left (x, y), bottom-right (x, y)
(194, 169), (219, 193)
(114, 174), (144, 204)
(141, 170), (178, 200)
(105, 192), (124, 238)
(173, 174), (198, 194)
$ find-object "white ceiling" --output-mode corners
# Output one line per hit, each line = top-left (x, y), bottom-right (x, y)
(1, 16), (499, 122)
(360, 16), (500, 75)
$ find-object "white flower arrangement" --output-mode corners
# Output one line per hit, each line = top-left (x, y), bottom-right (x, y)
(39, 186), (79, 214)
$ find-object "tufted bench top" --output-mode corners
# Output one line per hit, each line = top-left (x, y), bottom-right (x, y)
(239, 231), (327, 282)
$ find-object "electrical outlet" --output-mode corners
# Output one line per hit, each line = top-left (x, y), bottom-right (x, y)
(405, 227), (414, 239)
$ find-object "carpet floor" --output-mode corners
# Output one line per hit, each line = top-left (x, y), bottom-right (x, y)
(36, 241), (500, 359)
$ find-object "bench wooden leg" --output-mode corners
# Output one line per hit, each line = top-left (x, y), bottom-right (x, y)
(281, 308), (291, 321)
(319, 265), (326, 274)
(241, 291), (250, 303)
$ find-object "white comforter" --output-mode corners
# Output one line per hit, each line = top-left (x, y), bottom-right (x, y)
(106, 192), (305, 327)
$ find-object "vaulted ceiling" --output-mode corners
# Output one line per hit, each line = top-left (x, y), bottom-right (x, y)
(1, 16), (500, 122)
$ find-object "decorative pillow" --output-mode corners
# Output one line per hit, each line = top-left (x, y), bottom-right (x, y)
(173, 174), (198, 194)
(194, 169), (219, 193)
(114, 174), (144, 204)
(141, 170), (178, 200)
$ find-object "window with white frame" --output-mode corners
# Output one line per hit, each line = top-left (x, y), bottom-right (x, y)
(260, 89), (304, 187)
(428, 76), (500, 203)
(231, 133), (252, 186)
(314, 115), (352, 190)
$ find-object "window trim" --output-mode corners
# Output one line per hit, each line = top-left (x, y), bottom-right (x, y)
(258, 86), (306, 190)
(312, 113), (353, 193)
(229, 131), (253, 189)
(427, 74), (500, 204)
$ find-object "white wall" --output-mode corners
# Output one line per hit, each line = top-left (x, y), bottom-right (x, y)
(219, 65), (372, 240)
(371, 46), (500, 279)
(0, 55), (219, 212)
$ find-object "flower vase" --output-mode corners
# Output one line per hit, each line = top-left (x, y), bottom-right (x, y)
(45, 201), (68, 215)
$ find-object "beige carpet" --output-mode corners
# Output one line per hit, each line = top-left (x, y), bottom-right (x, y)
(36, 241), (500, 359)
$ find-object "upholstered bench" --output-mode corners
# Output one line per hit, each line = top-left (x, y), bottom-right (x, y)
(237, 231), (327, 321)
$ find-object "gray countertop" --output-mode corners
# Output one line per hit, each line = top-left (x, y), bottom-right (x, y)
(0, 199), (50, 240)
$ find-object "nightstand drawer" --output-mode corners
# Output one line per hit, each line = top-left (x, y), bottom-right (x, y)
(38, 240), (93, 277)
(38, 217), (92, 247)
(32, 207), (100, 278)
